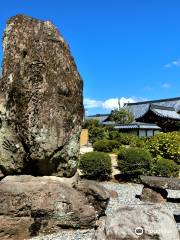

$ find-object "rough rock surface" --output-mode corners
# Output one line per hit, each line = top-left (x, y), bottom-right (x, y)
(140, 176), (180, 190)
(95, 204), (180, 240)
(26, 182), (179, 240)
(0, 175), (109, 240)
(0, 14), (83, 177)
(140, 187), (166, 203)
(74, 180), (110, 217)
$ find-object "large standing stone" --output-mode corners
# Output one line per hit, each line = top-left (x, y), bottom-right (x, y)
(0, 175), (109, 239)
(0, 15), (83, 177)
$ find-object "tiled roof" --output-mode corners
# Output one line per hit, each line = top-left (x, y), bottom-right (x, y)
(86, 114), (109, 123)
(127, 97), (180, 111)
(102, 121), (116, 125)
(114, 122), (161, 130)
(126, 97), (180, 120)
(152, 107), (180, 120)
(86, 98), (180, 123)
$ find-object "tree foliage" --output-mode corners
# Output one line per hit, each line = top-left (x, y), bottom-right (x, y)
(109, 108), (134, 124)
(83, 119), (109, 143)
(146, 131), (180, 164)
(150, 156), (179, 177)
(83, 119), (100, 129)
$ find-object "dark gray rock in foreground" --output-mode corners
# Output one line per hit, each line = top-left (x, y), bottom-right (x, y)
(0, 14), (83, 177)
(0, 175), (109, 240)
(140, 176), (180, 190)
(95, 204), (180, 240)
(74, 180), (110, 217)
(140, 187), (166, 203)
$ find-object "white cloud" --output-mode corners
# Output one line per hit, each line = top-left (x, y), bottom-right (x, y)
(102, 98), (119, 110)
(102, 97), (136, 109)
(84, 98), (102, 108)
(161, 83), (171, 89)
(164, 59), (180, 68)
(84, 97), (136, 111)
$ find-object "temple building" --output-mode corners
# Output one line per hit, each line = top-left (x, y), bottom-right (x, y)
(126, 97), (180, 132)
(85, 97), (180, 136)
(113, 122), (161, 137)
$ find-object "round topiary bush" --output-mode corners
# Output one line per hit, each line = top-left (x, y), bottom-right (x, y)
(79, 151), (112, 180)
(117, 147), (152, 177)
(151, 157), (179, 177)
(146, 131), (180, 164)
(93, 139), (120, 153)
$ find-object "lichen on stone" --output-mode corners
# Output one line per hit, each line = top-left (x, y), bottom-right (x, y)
(0, 14), (83, 177)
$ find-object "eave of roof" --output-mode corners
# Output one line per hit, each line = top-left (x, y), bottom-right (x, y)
(126, 97), (180, 106)
(126, 97), (180, 117)
(102, 121), (115, 125)
(128, 103), (180, 120)
(87, 114), (110, 117)
(150, 104), (175, 111)
(151, 108), (180, 120)
(86, 114), (110, 123)
(114, 122), (161, 130)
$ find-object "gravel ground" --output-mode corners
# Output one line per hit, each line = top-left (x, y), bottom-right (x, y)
(167, 189), (180, 199)
(32, 182), (180, 240)
(32, 229), (96, 240)
(100, 182), (143, 215)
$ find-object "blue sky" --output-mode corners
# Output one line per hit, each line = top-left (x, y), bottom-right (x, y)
(0, 0), (180, 115)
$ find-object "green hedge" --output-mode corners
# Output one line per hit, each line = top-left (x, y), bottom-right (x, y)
(93, 139), (120, 153)
(146, 132), (180, 164)
(117, 133), (137, 145)
(109, 131), (145, 148)
(79, 151), (112, 180)
(150, 157), (179, 177)
(89, 127), (109, 144)
(117, 147), (152, 177)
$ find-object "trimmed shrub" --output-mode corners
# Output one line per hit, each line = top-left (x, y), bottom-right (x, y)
(83, 119), (100, 129)
(116, 133), (133, 145)
(83, 119), (109, 143)
(151, 157), (179, 177)
(146, 132), (180, 164)
(110, 132), (145, 148)
(117, 147), (152, 177)
(130, 136), (146, 148)
(89, 127), (109, 143)
(79, 151), (112, 180)
(108, 130), (121, 141)
(93, 139), (120, 153)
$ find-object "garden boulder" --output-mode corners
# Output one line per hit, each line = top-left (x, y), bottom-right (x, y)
(140, 176), (180, 190)
(0, 175), (109, 240)
(95, 204), (179, 240)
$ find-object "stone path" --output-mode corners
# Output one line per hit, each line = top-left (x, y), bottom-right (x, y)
(109, 153), (120, 177)
(80, 145), (93, 154)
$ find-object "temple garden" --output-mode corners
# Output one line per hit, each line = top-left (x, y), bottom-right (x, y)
(79, 119), (180, 180)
